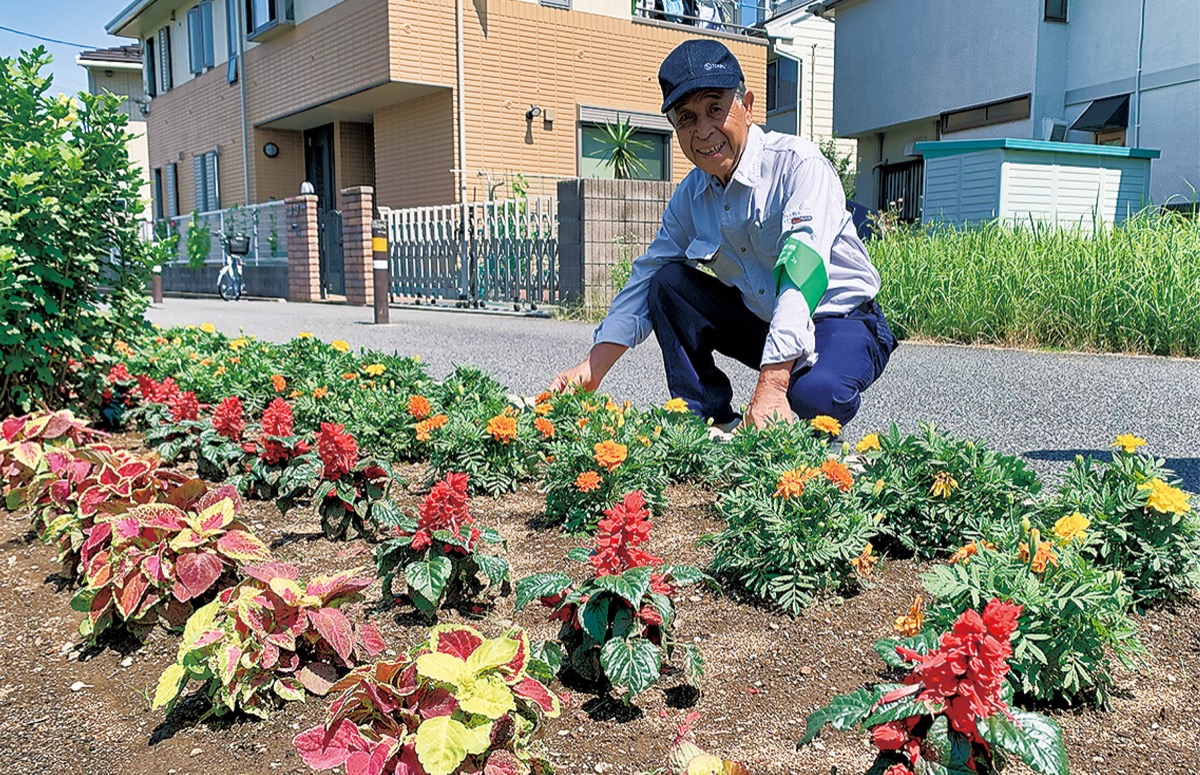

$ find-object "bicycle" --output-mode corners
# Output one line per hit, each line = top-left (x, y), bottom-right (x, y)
(216, 232), (250, 301)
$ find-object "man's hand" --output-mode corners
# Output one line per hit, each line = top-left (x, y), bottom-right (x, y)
(550, 343), (628, 393)
(744, 361), (795, 430)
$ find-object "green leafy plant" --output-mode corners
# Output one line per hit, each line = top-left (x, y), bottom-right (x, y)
(515, 491), (707, 702)
(197, 396), (253, 482)
(185, 211), (212, 269)
(818, 135), (857, 200)
(0, 47), (152, 415)
(293, 624), (560, 775)
(651, 399), (720, 483)
(301, 421), (394, 540)
(375, 472), (509, 615)
(1034, 437), (1200, 607)
(152, 562), (385, 719)
(425, 406), (539, 497)
(594, 116), (653, 180)
(857, 422), (1042, 559)
(710, 419), (829, 487)
(800, 599), (1069, 775)
(704, 455), (875, 615)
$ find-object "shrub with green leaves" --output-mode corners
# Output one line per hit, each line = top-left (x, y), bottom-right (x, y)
(375, 472), (509, 614)
(649, 399), (720, 483)
(705, 455), (875, 615)
(857, 422), (1042, 559)
(516, 492), (706, 701)
(901, 521), (1144, 707)
(710, 420), (829, 487)
(1035, 438), (1200, 607)
(1, 47), (157, 415)
(425, 407), (539, 496)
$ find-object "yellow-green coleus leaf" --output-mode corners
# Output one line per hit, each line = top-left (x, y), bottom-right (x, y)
(414, 716), (469, 775)
(465, 636), (519, 675)
(458, 673), (515, 719)
(151, 663), (186, 710)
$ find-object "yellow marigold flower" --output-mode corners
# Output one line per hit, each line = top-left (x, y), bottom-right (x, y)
(215, 366), (226, 376)
(593, 440), (628, 472)
(415, 414), (448, 441)
(271, 374), (287, 392)
(810, 415), (842, 437)
(152, 323), (162, 330)
(856, 433), (881, 452)
(820, 459), (854, 492)
(637, 435), (651, 447)
(894, 597), (924, 637)
(1053, 511), (1091, 543)
(313, 386), (329, 399)
(184, 324), (195, 330)
(297, 331), (314, 339)
(171, 337), (182, 346)
(229, 338), (249, 350)
(605, 400), (620, 413)
(575, 470), (602, 493)
(1113, 434), (1147, 454)
(407, 394), (431, 420)
(931, 471), (958, 499)
(200, 358), (212, 366)
(663, 397), (689, 413)
(1140, 478), (1192, 515)
(289, 390), (302, 398)
(364, 363), (386, 377)
(331, 340), (351, 353)
(534, 402), (553, 416)
(775, 467), (819, 499)
(850, 543), (876, 578)
(200, 322), (216, 334)
(113, 340), (135, 357)
(949, 542), (980, 565)
(534, 417), (555, 438)
(487, 414), (518, 444)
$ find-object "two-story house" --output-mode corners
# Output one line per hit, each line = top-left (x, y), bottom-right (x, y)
(105, 0), (773, 225)
(811, 0), (1199, 219)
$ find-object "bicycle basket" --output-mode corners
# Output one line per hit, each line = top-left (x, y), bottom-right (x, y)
(226, 234), (251, 256)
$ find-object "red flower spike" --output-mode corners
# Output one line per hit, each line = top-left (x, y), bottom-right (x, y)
(211, 396), (245, 441)
(588, 491), (663, 577)
(317, 423), (359, 481)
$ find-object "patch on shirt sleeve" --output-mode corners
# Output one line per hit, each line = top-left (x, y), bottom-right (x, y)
(786, 208), (814, 225)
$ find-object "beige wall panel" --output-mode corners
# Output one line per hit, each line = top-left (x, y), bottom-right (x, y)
(253, 128), (306, 202)
(374, 91), (456, 207)
(336, 121), (377, 190)
(246, 0), (392, 125)
(144, 67), (246, 213)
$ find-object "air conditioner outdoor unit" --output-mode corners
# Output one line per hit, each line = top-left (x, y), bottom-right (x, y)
(1042, 117), (1069, 142)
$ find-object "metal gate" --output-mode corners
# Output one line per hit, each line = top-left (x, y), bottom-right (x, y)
(878, 160), (923, 222)
(319, 209), (344, 296)
(385, 197), (559, 308)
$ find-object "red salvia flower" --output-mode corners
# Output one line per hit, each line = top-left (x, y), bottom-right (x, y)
(410, 472), (472, 552)
(589, 491), (663, 577)
(108, 363), (132, 384)
(260, 398), (296, 464)
(317, 422), (359, 481)
(169, 390), (200, 422)
(211, 396), (245, 441)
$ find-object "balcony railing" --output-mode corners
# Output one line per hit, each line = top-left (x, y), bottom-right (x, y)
(633, 0), (777, 36)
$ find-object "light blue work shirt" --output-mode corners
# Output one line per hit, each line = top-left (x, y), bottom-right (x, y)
(593, 124), (881, 368)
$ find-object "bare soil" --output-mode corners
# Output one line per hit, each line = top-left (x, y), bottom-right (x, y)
(1, 443), (1197, 775)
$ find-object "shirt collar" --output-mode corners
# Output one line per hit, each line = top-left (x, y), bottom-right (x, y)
(692, 124), (765, 200)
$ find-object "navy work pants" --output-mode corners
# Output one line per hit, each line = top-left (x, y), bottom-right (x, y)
(647, 263), (897, 426)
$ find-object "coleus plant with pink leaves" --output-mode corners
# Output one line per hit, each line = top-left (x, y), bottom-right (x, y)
(1, 409), (106, 503)
(69, 489), (272, 642)
(293, 624), (560, 775)
(152, 562), (385, 719)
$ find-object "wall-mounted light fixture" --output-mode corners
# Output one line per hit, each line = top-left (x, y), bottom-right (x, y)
(132, 98), (151, 117)
(263, 142), (280, 158)
(525, 104), (543, 121)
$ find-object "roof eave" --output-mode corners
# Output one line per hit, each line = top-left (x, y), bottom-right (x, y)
(106, 0), (159, 38)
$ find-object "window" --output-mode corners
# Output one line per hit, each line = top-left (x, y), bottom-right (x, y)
(144, 35), (157, 97)
(153, 168), (165, 221)
(193, 150), (221, 212)
(539, 0), (570, 8)
(225, 0), (239, 83)
(1095, 129), (1126, 146)
(187, 2), (216, 74)
(157, 27), (173, 93)
(164, 162), (179, 218)
(580, 125), (671, 181)
(766, 56), (799, 115)
(1045, 0), (1067, 22)
(247, 0), (294, 37)
(941, 95), (1031, 133)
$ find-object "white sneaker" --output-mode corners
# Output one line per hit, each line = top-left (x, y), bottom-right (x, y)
(707, 417), (741, 442)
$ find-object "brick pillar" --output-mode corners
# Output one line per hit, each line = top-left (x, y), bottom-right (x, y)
(286, 195), (320, 302)
(341, 186), (374, 306)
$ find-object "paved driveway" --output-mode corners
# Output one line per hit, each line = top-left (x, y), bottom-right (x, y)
(147, 298), (1200, 490)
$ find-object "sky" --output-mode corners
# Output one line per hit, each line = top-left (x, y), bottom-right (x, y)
(1, 2), (136, 96)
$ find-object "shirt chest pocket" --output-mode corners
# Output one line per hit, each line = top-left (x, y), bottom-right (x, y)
(749, 210), (785, 257)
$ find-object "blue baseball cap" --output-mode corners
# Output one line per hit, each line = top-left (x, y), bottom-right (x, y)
(658, 39), (744, 114)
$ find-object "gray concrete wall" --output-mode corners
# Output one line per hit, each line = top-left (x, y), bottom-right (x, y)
(161, 263), (290, 298)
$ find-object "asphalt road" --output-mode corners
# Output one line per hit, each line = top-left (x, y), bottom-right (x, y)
(146, 298), (1200, 490)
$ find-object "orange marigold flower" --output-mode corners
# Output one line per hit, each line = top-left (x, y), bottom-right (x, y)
(272, 374), (287, 392)
(1030, 541), (1059, 573)
(114, 340), (135, 357)
(576, 417), (588, 429)
(894, 596), (924, 637)
(850, 543), (876, 578)
(820, 459), (854, 492)
(949, 542), (980, 565)
(534, 402), (553, 416)
(535, 390), (554, 404)
(775, 467), (819, 499)
(534, 417), (555, 438)
(604, 400), (620, 412)
(487, 414), (518, 443)
(810, 415), (842, 437)
(228, 357), (241, 364)
(313, 386), (328, 399)
(575, 471), (602, 493)
(342, 372), (359, 380)
(215, 366), (226, 376)
(407, 394), (431, 420)
(593, 440), (628, 472)
(154, 336), (168, 345)
(415, 413), (449, 441)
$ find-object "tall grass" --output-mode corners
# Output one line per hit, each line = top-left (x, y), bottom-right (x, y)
(871, 210), (1200, 356)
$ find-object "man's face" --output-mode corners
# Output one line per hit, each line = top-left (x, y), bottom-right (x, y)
(668, 88), (755, 184)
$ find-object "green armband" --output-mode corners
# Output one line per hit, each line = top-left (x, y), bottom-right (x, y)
(773, 233), (829, 312)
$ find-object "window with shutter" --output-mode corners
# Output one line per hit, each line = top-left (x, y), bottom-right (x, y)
(225, 0), (239, 84)
(193, 151), (222, 212)
(145, 36), (157, 97)
(158, 27), (173, 92)
(164, 163), (179, 217)
(187, 3), (216, 75)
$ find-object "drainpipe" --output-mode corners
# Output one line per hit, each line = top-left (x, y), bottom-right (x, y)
(1133, 0), (1147, 147)
(237, 0), (250, 203)
(810, 43), (817, 140)
(456, 0), (469, 303)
